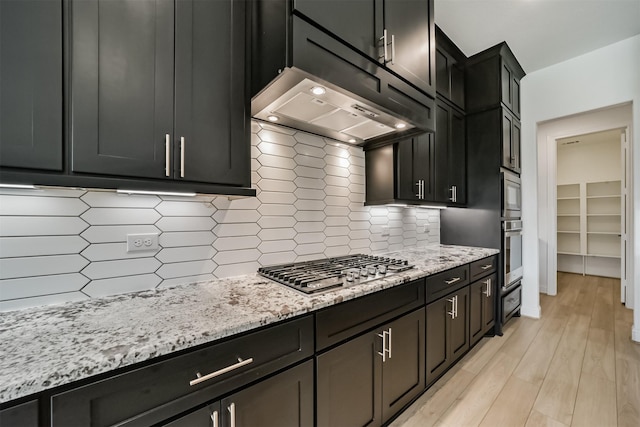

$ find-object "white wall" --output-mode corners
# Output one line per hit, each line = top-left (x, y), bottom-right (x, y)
(522, 35), (640, 341)
(557, 137), (621, 185)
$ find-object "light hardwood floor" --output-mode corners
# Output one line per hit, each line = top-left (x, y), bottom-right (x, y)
(392, 273), (640, 427)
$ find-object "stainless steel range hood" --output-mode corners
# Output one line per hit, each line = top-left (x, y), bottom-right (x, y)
(249, 5), (435, 147)
(252, 69), (421, 146)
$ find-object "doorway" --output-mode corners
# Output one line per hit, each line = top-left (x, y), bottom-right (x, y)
(537, 102), (634, 310)
(555, 128), (628, 303)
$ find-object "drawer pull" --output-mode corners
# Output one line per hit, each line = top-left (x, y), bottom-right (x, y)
(480, 264), (493, 270)
(190, 357), (254, 386)
(445, 277), (461, 285)
(228, 402), (236, 427)
(210, 410), (219, 427)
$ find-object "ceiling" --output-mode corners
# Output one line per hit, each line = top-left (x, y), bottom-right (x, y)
(557, 128), (622, 147)
(434, 0), (640, 73)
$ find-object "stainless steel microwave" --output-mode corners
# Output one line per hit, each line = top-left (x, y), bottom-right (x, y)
(501, 170), (521, 219)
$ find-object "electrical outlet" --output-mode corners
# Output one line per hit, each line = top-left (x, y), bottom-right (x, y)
(127, 233), (159, 252)
(381, 226), (390, 237)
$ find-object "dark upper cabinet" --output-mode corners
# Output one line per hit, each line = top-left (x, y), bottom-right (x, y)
(364, 134), (439, 206)
(293, 0), (435, 96)
(434, 99), (466, 205)
(465, 42), (525, 119)
(502, 108), (521, 174)
(0, 0), (62, 171)
(397, 134), (435, 202)
(435, 25), (465, 110)
(71, 0), (249, 187)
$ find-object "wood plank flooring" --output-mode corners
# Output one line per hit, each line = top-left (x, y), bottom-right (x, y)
(391, 273), (640, 427)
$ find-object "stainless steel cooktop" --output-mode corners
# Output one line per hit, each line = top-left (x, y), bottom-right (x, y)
(258, 254), (414, 295)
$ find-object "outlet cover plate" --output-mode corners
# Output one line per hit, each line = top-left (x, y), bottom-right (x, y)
(127, 233), (159, 252)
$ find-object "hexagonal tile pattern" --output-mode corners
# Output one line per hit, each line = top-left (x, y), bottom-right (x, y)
(0, 121), (441, 310)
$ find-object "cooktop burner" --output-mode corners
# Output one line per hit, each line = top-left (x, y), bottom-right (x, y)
(258, 254), (414, 294)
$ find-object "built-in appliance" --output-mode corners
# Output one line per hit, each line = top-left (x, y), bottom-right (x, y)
(502, 280), (522, 323)
(501, 170), (521, 219)
(503, 219), (523, 288)
(258, 254), (414, 295)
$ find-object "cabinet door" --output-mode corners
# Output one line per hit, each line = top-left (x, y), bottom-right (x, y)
(317, 332), (382, 427)
(450, 62), (465, 110)
(512, 119), (521, 174)
(426, 297), (448, 385)
(469, 280), (484, 346)
(434, 100), (450, 203)
(501, 109), (514, 171)
(381, 308), (425, 423)
(397, 135), (433, 202)
(396, 138), (420, 202)
(293, 0), (378, 60)
(162, 403), (220, 427)
(0, 0), (62, 170)
(384, 0), (434, 94)
(0, 400), (39, 427)
(450, 287), (470, 361)
(221, 360), (314, 427)
(70, 0), (175, 179)
(511, 77), (521, 117)
(448, 108), (466, 204)
(483, 274), (497, 331)
(174, 0), (249, 186)
(500, 61), (513, 112)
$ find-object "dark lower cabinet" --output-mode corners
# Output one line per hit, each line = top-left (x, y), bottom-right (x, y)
(164, 360), (314, 427)
(469, 273), (497, 346)
(0, 0), (62, 171)
(426, 287), (469, 385)
(0, 400), (38, 427)
(317, 308), (425, 427)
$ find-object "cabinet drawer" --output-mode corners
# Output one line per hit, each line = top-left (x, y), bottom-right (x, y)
(52, 315), (313, 427)
(470, 255), (498, 281)
(426, 265), (469, 303)
(316, 280), (425, 351)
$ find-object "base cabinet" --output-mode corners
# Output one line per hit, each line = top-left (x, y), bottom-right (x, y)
(317, 308), (425, 427)
(0, 400), (39, 427)
(426, 287), (469, 385)
(469, 273), (497, 346)
(163, 360), (314, 427)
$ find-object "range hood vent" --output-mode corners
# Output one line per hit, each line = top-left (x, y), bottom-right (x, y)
(253, 75), (412, 145)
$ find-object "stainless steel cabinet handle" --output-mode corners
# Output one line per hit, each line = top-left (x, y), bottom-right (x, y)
(449, 186), (455, 202)
(210, 410), (219, 427)
(415, 180), (421, 198)
(387, 328), (392, 359)
(480, 264), (493, 270)
(445, 277), (461, 285)
(447, 297), (455, 319)
(165, 134), (171, 177)
(454, 295), (459, 318)
(377, 330), (388, 362)
(189, 357), (254, 386)
(483, 278), (491, 297)
(228, 403), (236, 427)
(180, 136), (185, 178)
(379, 29), (388, 63)
(421, 180), (425, 199)
(391, 34), (395, 65)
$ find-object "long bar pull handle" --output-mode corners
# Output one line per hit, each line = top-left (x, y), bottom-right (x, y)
(449, 186), (455, 202)
(421, 180), (425, 199)
(165, 134), (171, 177)
(210, 410), (219, 427)
(387, 328), (392, 359)
(391, 34), (395, 65)
(379, 29), (388, 63)
(480, 264), (493, 270)
(455, 295), (459, 318)
(447, 297), (455, 319)
(377, 331), (387, 362)
(416, 180), (421, 198)
(190, 357), (254, 386)
(180, 136), (185, 178)
(445, 277), (461, 285)
(228, 403), (236, 427)
(483, 279), (492, 297)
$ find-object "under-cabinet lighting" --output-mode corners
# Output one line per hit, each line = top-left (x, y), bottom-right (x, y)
(395, 123), (407, 129)
(267, 115), (279, 122)
(117, 189), (197, 197)
(0, 183), (37, 189)
(417, 205), (447, 210)
(385, 203), (447, 210)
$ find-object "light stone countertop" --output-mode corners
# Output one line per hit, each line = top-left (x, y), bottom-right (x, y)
(0, 244), (499, 403)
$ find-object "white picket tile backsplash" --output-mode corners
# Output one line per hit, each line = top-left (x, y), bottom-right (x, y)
(0, 121), (440, 311)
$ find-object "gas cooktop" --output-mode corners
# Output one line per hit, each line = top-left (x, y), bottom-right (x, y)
(258, 254), (414, 295)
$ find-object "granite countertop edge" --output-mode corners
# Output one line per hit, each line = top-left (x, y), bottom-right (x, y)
(0, 244), (499, 403)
